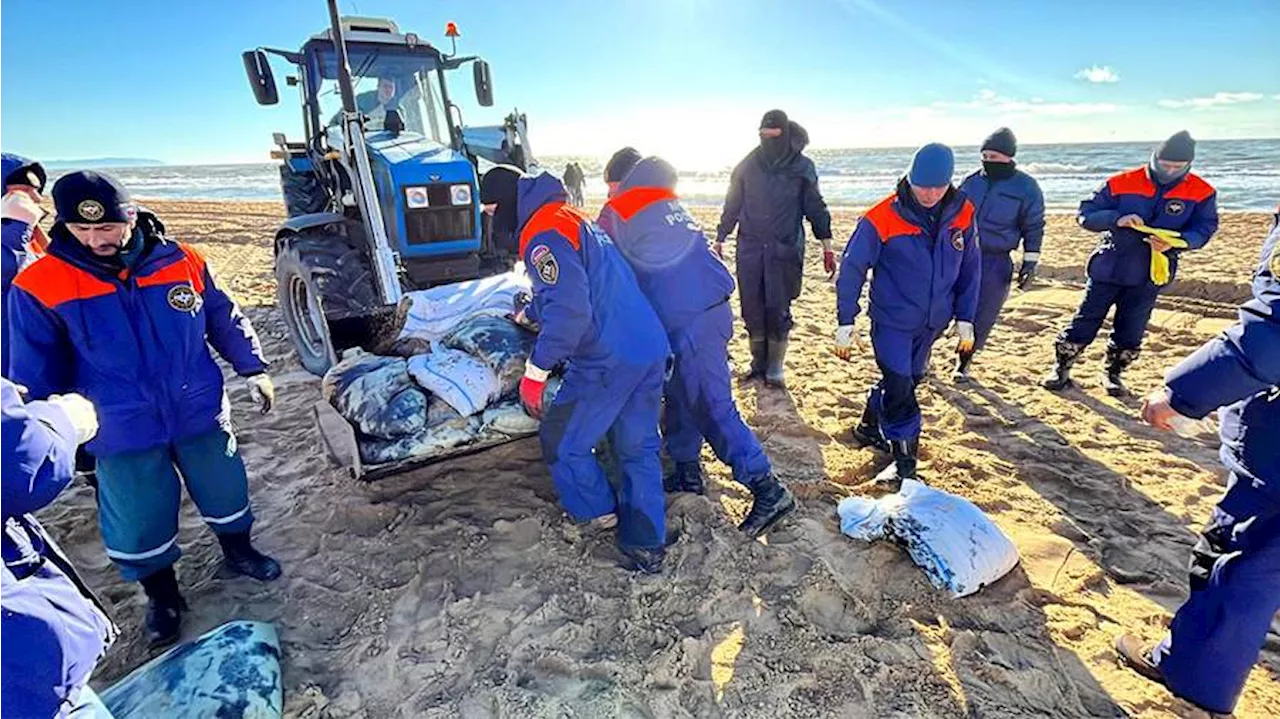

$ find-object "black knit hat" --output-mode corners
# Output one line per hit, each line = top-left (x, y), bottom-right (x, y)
(605, 147), (642, 183)
(981, 127), (1017, 157)
(479, 164), (523, 234)
(52, 170), (134, 224)
(1156, 130), (1196, 163)
(759, 109), (788, 130)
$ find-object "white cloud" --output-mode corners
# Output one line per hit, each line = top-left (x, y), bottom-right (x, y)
(1157, 92), (1265, 110)
(931, 90), (1118, 116)
(1074, 65), (1120, 83)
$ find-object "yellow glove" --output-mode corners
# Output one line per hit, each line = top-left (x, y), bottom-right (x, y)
(1130, 221), (1184, 242)
(1146, 234), (1190, 285)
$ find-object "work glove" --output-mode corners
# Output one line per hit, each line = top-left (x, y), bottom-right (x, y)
(519, 362), (550, 419)
(955, 321), (976, 354)
(245, 374), (275, 415)
(1141, 387), (1208, 438)
(833, 324), (863, 361)
(47, 393), (99, 445)
(1, 188), (45, 226)
(1017, 261), (1038, 290)
(510, 290), (539, 331)
(823, 249), (837, 279)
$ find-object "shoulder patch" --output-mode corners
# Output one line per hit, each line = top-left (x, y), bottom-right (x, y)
(167, 283), (203, 313)
(530, 244), (559, 285)
(950, 227), (965, 251)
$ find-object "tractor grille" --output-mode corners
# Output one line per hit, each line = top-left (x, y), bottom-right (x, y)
(404, 184), (474, 245)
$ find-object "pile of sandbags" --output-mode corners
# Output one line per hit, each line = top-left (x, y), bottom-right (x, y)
(837, 479), (1020, 598)
(321, 272), (549, 465)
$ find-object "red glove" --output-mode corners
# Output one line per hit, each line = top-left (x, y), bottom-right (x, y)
(519, 362), (550, 419)
(823, 249), (837, 279)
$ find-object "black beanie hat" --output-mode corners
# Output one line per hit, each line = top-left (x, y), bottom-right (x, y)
(52, 170), (134, 224)
(1157, 130), (1196, 163)
(605, 147), (642, 183)
(3, 159), (47, 194)
(479, 165), (523, 233)
(760, 109), (788, 130)
(981, 127), (1018, 158)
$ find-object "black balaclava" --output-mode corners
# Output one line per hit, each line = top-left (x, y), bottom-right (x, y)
(982, 160), (1018, 181)
(1150, 130), (1195, 185)
(479, 165), (523, 235)
(759, 109), (791, 167)
(980, 127), (1018, 181)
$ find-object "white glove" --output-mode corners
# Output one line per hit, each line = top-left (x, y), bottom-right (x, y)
(245, 374), (275, 414)
(47, 394), (99, 445)
(955, 321), (976, 354)
(833, 324), (862, 361)
(1, 189), (45, 226)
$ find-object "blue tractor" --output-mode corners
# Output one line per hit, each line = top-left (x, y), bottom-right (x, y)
(242, 3), (533, 374)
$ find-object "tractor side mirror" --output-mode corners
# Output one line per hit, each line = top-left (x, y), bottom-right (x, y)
(473, 60), (494, 107)
(242, 50), (279, 106)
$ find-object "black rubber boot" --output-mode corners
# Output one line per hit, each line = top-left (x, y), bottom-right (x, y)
(875, 439), (920, 488)
(850, 398), (889, 453)
(663, 461), (706, 494)
(217, 531), (282, 581)
(764, 337), (789, 389)
(951, 350), (974, 384)
(739, 473), (797, 538)
(1103, 345), (1141, 397)
(738, 336), (768, 384)
(618, 546), (665, 574)
(1041, 340), (1086, 391)
(140, 566), (187, 648)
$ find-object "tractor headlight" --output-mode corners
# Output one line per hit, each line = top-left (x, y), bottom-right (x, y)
(404, 186), (430, 209)
(450, 183), (472, 206)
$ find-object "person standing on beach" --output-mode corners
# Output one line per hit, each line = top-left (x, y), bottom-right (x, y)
(3, 379), (119, 718)
(479, 166), (672, 573)
(2, 153), (49, 374)
(716, 110), (834, 388)
(597, 150), (796, 537)
(563, 162), (585, 207)
(1043, 131), (1219, 395)
(1116, 211), (1279, 716)
(833, 143), (981, 483)
(953, 128), (1045, 381)
(6, 171), (282, 648)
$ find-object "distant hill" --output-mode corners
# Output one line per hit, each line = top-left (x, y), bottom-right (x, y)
(43, 158), (165, 170)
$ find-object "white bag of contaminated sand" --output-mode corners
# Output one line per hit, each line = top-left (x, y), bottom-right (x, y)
(407, 348), (501, 417)
(837, 479), (1020, 598)
(397, 272), (529, 344)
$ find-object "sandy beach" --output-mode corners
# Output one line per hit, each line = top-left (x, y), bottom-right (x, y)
(35, 199), (1278, 717)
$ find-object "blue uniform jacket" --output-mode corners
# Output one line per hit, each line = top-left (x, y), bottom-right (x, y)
(2, 379), (116, 718)
(2, 153), (42, 374)
(1079, 166), (1218, 287)
(7, 213), (268, 457)
(958, 167), (1045, 256)
(597, 157), (735, 337)
(837, 181), (982, 332)
(1166, 218), (1280, 491)
(517, 172), (669, 375)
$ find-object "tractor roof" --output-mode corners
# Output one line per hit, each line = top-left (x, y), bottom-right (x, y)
(309, 16), (431, 49)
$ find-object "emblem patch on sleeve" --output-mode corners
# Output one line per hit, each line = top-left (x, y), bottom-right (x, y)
(530, 244), (559, 285)
(950, 228), (965, 251)
(167, 283), (202, 312)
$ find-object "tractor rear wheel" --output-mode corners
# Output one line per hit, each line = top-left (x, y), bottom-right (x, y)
(276, 229), (379, 375)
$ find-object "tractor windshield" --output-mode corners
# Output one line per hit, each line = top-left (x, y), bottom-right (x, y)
(314, 45), (450, 145)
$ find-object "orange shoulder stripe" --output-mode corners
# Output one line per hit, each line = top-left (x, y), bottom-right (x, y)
(519, 202), (585, 256)
(136, 244), (207, 294)
(951, 199), (975, 231)
(864, 195), (922, 244)
(1164, 173), (1215, 203)
(603, 187), (679, 222)
(1107, 167), (1156, 198)
(12, 254), (116, 309)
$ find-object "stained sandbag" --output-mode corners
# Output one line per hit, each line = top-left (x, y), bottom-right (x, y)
(322, 352), (402, 404)
(441, 315), (535, 396)
(397, 271), (530, 343)
(407, 348), (501, 417)
(327, 356), (428, 440)
(837, 479), (1020, 598)
(481, 400), (540, 437)
(359, 416), (482, 465)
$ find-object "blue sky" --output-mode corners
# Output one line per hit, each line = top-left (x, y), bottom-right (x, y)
(2, 0), (1277, 167)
